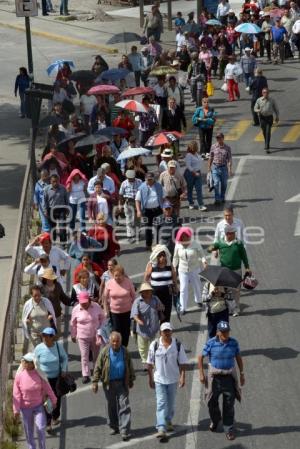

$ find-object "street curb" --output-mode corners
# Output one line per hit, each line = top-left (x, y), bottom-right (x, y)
(0, 21), (118, 54)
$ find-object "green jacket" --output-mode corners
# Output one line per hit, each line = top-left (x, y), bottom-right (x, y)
(212, 240), (249, 271)
(92, 345), (136, 388)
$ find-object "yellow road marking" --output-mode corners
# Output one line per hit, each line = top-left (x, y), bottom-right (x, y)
(281, 122), (300, 143)
(254, 121), (279, 142)
(225, 120), (252, 141)
(0, 22), (118, 54)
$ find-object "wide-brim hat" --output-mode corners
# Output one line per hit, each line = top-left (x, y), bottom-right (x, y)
(139, 282), (153, 293)
(41, 267), (57, 281)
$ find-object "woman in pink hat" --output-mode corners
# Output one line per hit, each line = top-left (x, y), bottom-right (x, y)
(173, 227), (207, 314)
(70, 291), (105, 384)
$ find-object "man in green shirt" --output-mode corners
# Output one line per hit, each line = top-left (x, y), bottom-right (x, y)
(208, 225), (251, 316)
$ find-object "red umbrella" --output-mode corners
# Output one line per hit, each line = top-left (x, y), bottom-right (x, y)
(122, 86), (154, 97)
(264, 8), (285, 18)
(115, 99), (148, 113)
(88, 84), (120, 96)
(145, 131), (183, 147)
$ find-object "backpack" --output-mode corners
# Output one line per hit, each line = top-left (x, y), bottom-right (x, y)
(153, 338), (181, 365)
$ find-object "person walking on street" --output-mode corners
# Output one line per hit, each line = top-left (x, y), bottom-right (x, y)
(192, 97), (217, 159)
(14, 67), (30, 118)
(173, 227), (207, 314)
(119, 170), (142, 243)
(34, 327), (68, 432)
(224, 55), (241, 102)
(159, 160), (186, 217)
(249, 68), (268, 126)
(208, 133), (233, 205)
(240, 48), (257, 91)
(208, 225), (251, 316)
(184, 141), (207, 211)
(131, 282), (164, 367)
(33, 170), (50, 232)
(254, 88), (279, 152)
(135, 172), (164, 251)
(271, 19), (288, 64)
(147, 322), (188, 441)
(92, 331), (135, 442)
(70, 291), (105, 384)
(198, 321), (245, 441)
(13, 353), (57, 449)
(43, 174), (69, 243)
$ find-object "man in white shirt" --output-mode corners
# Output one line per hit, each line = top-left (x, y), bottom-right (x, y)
(214, 205), (245, 243)
(216, 0), (231, 25)
(87, 167), (115, 195)
(147, 322), (188, 441)
(175, 30), (185, 52)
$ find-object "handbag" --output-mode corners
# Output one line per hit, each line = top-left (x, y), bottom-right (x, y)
(55, 343), (77, 396)
(206, 80), (215, 97)
(140, 34), (148, 45)
(221, 82), (228, 92)
(243, 273), (258, 290)
(43, 397), (54, 414)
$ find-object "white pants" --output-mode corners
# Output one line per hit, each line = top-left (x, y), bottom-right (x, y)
(179, 270), (202, 311)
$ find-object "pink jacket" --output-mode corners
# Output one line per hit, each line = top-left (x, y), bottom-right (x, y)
(66, 168), (87, 190)
(70, 302), (105, 339)
(104, 277), (136, 314)
(13, 369), (57, 413)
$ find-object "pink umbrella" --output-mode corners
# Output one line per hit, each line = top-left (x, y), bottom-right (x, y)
(87, 84), (120, 96)
(115, 99), (148, 113)
(122, 86), (154, 97)
(264, 8), (285, 18)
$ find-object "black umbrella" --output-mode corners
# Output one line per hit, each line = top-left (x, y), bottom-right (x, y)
(75, 134), (110, 149)
(199, 266), (242, 289)
(57, 132), (87, 150)
(182, 23), (201, 34)
(95, 127), (127, 137)
(106, 32), (141, 45)
(38, 115), (62, 128)
(70, 70), (97, 83)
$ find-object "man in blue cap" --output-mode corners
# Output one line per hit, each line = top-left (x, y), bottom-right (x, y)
(198, 321), (245, 441)
(157, 200), (181, 256)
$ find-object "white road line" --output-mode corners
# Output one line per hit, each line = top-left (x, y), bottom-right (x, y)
(227, 156), (248, 202)
(245, 155), (300, 161)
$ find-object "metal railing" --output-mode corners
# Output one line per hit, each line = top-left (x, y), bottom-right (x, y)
(0, 130), (37, 438)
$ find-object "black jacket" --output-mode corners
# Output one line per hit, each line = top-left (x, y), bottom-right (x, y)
(162, 106), (186, 132)
(250, 75), (268, 100)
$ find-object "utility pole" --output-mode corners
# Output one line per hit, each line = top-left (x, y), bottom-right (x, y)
(15, 0), (38, 79)
(167, 0), (172, 31)
(140, 0), (144, 29)
(25, 17), (34, 78)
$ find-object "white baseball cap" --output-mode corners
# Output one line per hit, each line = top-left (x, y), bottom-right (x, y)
(160, 322), (173, 332)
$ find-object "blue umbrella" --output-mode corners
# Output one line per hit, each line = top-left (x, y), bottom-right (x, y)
(206, 19), (222, 26)
(46, 60), (75, 76)
(95, 127), (127, 137)
(117, 147), (151, 161)
(235, 23), (261, 34)
(96, 68), (130, 83)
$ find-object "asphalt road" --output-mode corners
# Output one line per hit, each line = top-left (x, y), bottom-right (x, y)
(1, 14), (300, 449)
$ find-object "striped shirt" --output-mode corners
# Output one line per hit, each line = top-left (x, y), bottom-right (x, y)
(150, 265), (173, 289)
(119, 179), (142, 199)
(202, 336), (240, 370)
(209, 143), (232, 167)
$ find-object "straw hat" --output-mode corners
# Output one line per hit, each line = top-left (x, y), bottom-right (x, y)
(41, 267), (57, 281)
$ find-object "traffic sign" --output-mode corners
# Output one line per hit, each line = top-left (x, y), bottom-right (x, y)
(15, 0), (38, 17)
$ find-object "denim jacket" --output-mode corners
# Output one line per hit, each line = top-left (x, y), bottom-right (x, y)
(192, 107), (216, 129)
(138, 181), (164, 212)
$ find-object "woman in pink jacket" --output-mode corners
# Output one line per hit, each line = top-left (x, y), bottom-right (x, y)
(13, 352), (57, 449)
(70, 291), (105, 384)
(103, 264), (136, 347)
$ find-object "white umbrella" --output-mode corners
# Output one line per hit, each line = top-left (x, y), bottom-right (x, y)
(117, 147), (151, 161)
(115, 99), (148, 113)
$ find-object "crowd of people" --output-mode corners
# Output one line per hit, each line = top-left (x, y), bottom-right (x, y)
(12, 0), (298, 447)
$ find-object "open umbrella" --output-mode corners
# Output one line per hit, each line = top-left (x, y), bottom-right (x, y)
(106, 32), (141, 45)
(95, 127), (127, 137)
(38, 115), (62, 128)
(75, 134), (110, 149)
(57, 132), (86, 150)
(199, 266), (242, 289)
(122, 86), (154, 97)
(87, 84), (120, 96)
(206, 19), (222, 26)
(235, 23), (261, 34)
(150, 66), (178, 77)
(117, 147), (151, 161)
(115, 99), (148, 113)
(97, 68), (130, 83)
(265, 8), (285, 18)
(46, 60), (74, 76)
(182, 23), (201, 34)
(70, 70), (97, 83)
(145, 131), (183, 147)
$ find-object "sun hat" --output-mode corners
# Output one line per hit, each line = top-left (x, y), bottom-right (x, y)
(78, 291), (90, 304)
(161, 148), (173, 158)
(41, 267), (57, 281)
(167, 160), (177, 168)
(125, 169), (136, 179)
(139, 282), (153, 293)
(175, 226), (193, 242)
(160, 322), (172, 332)
(22, 353), (35, 362)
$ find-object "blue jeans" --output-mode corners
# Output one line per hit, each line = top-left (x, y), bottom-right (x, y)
(184, 169), (204, 207)
(212, 165), (228, 202)
(19, 92), (26, 116)
(70, 201), (86, 230)
(155, 382), (177, 431)
(39, 207), (50, 232)
(60, 0), (68, 14)
(244, 73), (252, 88)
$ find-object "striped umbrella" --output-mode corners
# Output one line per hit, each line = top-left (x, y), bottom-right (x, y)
(115, 99), (148, 113)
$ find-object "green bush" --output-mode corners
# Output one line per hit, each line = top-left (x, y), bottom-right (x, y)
(3, 387), (22, 440)
(0, 441), (18, 449)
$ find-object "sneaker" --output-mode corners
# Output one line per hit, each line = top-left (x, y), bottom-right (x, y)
(166, 421), (174, 432)
(233, 312), (239, 317)
(121, 433), (130, 441)
(245, 86), (250, 92)
(110, 428), (119, 435)
(156, 430), (167, 440)
(199, 205), (207, 212)
(52, 419), (60, 426)
(189, 205), (196, 210)
(82, 376), (90, 384)
(226, 431), (236, 440)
